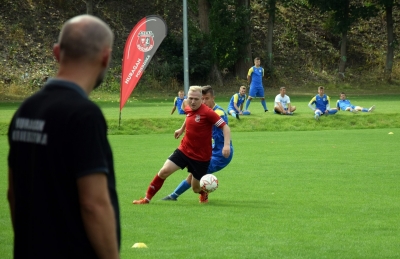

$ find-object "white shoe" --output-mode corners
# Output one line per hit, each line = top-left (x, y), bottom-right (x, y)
(368, 105), (375, 112)
(351, 109), (358, 113)
(314, 114), (320, 120)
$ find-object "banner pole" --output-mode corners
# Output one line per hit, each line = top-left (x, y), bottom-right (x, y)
(119, 111), (121, 129)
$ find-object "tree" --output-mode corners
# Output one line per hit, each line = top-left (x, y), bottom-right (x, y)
(373, 0), (398, 82)
(198, 0), (224, 85)
(234, 0), (252, 80)
(208, 0), (251, 84)
(308, 0), (377, 79)
(82, 0), (93, 14)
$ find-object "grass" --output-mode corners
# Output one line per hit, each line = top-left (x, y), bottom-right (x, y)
(1, 94), (400, 135)
(0, 92), (399, 258)
(1, 130), (399, 258)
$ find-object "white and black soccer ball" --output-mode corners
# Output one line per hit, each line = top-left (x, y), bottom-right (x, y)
(200, 174), (218, 193)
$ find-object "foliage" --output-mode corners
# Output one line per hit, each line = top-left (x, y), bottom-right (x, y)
(307, 0), (378, 35)
(209, 0), (251, 69)
(0, 0), (400, 93)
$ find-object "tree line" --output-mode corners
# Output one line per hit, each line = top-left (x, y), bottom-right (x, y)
(1, 0), (398, 90)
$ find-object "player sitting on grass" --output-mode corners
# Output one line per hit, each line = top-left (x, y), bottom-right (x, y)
(336, 92), (375, 113)
(227, 85), (250, 120)
(274, 87), (296, 115)
(162, 85), (233, 203)
(308, 86), (338, 120)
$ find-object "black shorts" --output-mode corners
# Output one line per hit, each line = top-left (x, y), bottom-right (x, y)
(168, 149), (210, 180)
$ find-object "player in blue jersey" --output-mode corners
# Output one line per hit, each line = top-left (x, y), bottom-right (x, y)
(228, 85), (250, 120)
(245, 57), (268, 112)
(170, 90), (186, 115)
(162, 85), (233, 202)
(308, 86), (338, 120)
(336, 92), (375, 113)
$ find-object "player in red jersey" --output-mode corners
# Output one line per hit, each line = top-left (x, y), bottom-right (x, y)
(132, 86), (231, 204)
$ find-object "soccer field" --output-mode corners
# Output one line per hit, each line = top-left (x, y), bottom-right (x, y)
(1, 129), (398, 258)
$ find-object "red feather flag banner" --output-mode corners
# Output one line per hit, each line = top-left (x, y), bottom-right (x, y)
(119, 15), (168, 125)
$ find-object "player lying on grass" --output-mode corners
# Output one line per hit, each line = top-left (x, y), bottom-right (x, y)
(308, 86), (338, 120)
(162, 85), (233, 203)
(132, 86), (231, 204)
(336, 92), (375, 113)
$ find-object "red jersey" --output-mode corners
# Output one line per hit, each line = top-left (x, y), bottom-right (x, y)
(178, 103), (226, 161)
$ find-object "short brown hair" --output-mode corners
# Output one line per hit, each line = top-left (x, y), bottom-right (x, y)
(202, 85), (214, 96)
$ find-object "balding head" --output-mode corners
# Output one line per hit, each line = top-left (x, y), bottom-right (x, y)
(57, 15), (114, 62)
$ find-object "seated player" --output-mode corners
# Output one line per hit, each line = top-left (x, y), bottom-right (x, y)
(227, 85), (250, 120)
(274, 87), (296, 115)
(336, 92), (375, 113)
(308, 86), (338, 120)
(171, 90), (186, 115)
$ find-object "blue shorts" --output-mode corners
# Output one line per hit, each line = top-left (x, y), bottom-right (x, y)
(227, 105), (237, 113)
(208, 146), (233, 173)
(249, 86), (264, 98)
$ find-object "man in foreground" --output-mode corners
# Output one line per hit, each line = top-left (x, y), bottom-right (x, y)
(7, 15), (120, 259)
(132, 86), (231, 204)
(163, 85), (234, 203)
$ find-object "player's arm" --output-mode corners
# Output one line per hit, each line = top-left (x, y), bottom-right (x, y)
(78, 173), (119, 259)
(247, 67), (253, 84)
(308, 97), (316, 111)
(171, 98), (177, 115)
(325, 96), (331, 113)
(336, 100), (341, 110)
(233, 95), (241, 113)
(221, 124), (231, 158)
(175, 118), (186, 139)
(7, 167), (15, 232)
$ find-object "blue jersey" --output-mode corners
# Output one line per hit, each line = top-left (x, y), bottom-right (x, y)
(309, 94), (331, 112)
(337, 99), (354, 110)
(174, 96), (186, 114)
(212, 104), (229, 151)
(209, 104), (233, 173)
(228, 93), (246, 112)
(248, 66), (264, 88)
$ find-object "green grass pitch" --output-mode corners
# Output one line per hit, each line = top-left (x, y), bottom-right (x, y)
(1, 129), (399, 258)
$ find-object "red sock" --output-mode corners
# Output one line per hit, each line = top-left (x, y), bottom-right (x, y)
(146, 174), (165, 200)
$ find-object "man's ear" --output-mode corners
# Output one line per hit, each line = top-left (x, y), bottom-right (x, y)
(53, 44), (60, 62)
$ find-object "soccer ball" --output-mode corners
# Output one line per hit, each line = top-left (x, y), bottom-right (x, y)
(200, 174), (218, 193)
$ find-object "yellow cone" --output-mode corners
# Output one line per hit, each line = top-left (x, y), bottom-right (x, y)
(388, 132), (394, 134)
(132, 242), (148, 248)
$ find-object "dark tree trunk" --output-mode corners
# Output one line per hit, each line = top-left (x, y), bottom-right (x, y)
(198, 0), (210, 33)
(385, 4), (394, 82)
(338, 30), (347, 79)
(199, 0), (223, 85)
(266, 0), (276, 73)
(234, 0), (252, 80)
(85, 0), (93, 15)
